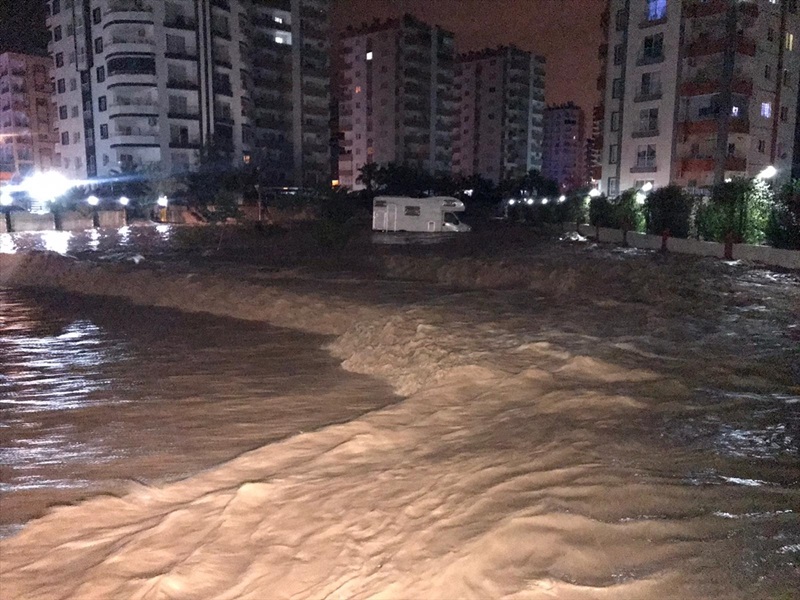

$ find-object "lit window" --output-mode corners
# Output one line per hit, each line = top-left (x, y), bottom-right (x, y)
(731, 106), (739, 117)
(274, 16), (283, 24)
(275, 36), (284, 44)
(786, 32), (794, 51)
(366, 51), (373, 61)
(355, 86), (362, 93)
(646, 0), (667, 21)
(761, 102), (772, 118)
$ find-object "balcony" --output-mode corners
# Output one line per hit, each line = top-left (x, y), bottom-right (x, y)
(634, 87), (662, 102)
(680, 156), (747, 173)
(685, 35), (756, 58)
(679, 77), (753, 97)
(680, 117), (749, 135)
(167, 78), (200, 91)
(166, 50), (198, 61)
(169, 137), (201, 149)
(167, 110), (200, 120)
(108, 99), (158, 117)
(164, 15), (197, 30)
(685, 0), (758, 19)
(106, 71), (157, 87)
(103, 1), (153, 23)
(636, 51), (665, 66)
(639, 16), (667, 29)
(111, 127), (159, 146)
(106, 38), (155, 56)
(632, 128), (659, 138)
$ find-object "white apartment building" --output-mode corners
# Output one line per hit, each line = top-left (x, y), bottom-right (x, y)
(601, 0), (800, 195)
(0, 52), (57, 180)
(452, 46), (545, 183)
(337, 15), (456, 190)
(46, 0), (330, 185)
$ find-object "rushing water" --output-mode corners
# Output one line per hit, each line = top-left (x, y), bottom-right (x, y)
(0, 287), (396, 537)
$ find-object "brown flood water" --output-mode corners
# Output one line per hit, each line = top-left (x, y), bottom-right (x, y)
(0, 287), (397, 537)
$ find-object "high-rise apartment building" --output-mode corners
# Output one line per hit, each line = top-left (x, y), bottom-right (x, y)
(46, 0), (330, 186)
(601, 0), (800, 196)
(452, 46), (545, 183)
(0, 52), (57, 179)
(542, 102), (585, 191)
(337, 15), (456, 190)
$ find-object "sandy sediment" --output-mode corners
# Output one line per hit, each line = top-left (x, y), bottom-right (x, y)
(0, 251), (797, 599)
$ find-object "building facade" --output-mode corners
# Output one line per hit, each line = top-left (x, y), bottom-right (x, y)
(46, 0), (330, 186)
(0, 52), (57, 179)
(337, 15), (456, 190)
(452, 46), (545, 183)
(600, 0), (800, 196)
(542, 102), (585, 191)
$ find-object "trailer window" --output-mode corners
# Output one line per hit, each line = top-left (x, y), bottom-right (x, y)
(404, 206), (421, 216)
(374, 200), (386, 207)
(444, 212), (460, 225)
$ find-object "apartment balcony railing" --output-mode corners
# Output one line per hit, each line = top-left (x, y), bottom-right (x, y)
(164, 15), (197, 30)
(112, 128), (159, 145)
(679, 77), (753, 97)
(685, 35), (756, 58)
(632, 127), (659, 138)
(169, 137), (201, 148)
(167, 79), (200, 90)
(684, 0), (758, 19)
(104, 1), (153, 19)
(168, 110), (200, 120)
(636, 51), (665, 66)
(680, 156), (747, 173)
(639, 16), (667, 29)
(634, 86), (662, 102)
(680, 117), (749, 135)
(166, 49), (197, 61)
(108, 99), (158, 117)
(630, 161), (657, 173)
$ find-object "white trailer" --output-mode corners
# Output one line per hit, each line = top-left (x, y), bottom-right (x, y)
(372, 196), (471, 233)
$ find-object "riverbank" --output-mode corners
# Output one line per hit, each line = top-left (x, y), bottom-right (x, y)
(0, 243), (798, 599)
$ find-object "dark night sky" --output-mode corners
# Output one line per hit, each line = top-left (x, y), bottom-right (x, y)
(333, 0), (604, 121)
(0, 0), (603, 120)
(0, 0), (49, 56)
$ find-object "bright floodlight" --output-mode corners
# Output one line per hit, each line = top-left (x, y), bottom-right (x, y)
(157, 195), (169, 207)
(558, 195), (566, 203)
(119, 196), (130, 206)
(526, 198), (534, 205)
(757, 165), (777, 180)
(87, 195), (100, 206)
(541, 198), (549, 205)
(23, 171), (71, 202)
(0, 190), (12, 206)
(635, 192), (646, 205)
(641, 182), (653, 192)
(588, 188), (601, 197)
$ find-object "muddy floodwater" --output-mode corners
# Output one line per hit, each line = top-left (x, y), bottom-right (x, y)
(0, 287), (396, 537)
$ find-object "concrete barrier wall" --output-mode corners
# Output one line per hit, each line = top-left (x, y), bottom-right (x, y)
(10, 212), (55, 232)
(572, 223), (798, 269)
(97, 210), (126, 229)
(57, 211), (93, 231)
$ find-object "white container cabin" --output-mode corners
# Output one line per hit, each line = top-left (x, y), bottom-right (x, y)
(372, 196), (470, 232)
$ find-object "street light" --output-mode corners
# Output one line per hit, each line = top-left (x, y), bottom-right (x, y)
(157, 195), (169, 207)
(118, 196), (130, 206)
(86, 195), (99, 206)
(541, 198), (549, 205)
(588, 188), (601, 198)
(0, 190), (12, 206)
(756, 165), (777, 180)
(641, 181), (653, 192)
(558, 195), (566, 203)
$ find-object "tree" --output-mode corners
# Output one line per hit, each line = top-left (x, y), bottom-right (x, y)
(356, 162), (380, 193)
(765, 179), (800, 249)
(644, 185), (694, 238)
(697, 178), (771, 245)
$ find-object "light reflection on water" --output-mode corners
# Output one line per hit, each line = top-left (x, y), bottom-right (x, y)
(0, 287), (396, 538)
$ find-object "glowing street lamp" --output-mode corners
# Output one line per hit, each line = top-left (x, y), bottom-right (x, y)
(87, 195), (100, 206)
(0, 189), (12, 207)
(525, 198), (534, 205)
(558, 195), (566, 203)
(23, 171), (71, 204)
(540, 198), (549, 205)
(640, 181), (654, 192)
(157, 195), (169, 207)
(118, 196), (130, 206)
(508, 199), (517, 206)
(588, 188), (601, 198)
(756, 165), (777, 180)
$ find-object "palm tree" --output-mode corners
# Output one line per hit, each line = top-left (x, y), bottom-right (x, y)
(356, 162), (379, 193)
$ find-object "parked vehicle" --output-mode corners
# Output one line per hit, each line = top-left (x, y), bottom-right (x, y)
(372, 196), (471, 232)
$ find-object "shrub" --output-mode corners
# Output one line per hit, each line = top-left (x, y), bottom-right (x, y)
(614, 189), (645, 232)
(697, 178), (771, 244)
(589, 195), (615, 228)
(765, 179), (800, 249)
(556, 195), (589, 225)
(644, 185), (694, 238)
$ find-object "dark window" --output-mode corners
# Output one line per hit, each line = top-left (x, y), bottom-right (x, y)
(100, 124), (108, 139)
(61, 131), (69, 145)
(92, 7), (101, 24)
(94, 37), (103, 54)
(404, 206), (421, 216)
(615, 9), (626, 31)
(53, 25), (62, 41)
(57, 78), (66, 93)
(58, 105), (67, 119)
(96, 66), (105, 83)
(80, 71), (90, 84)
(55, 52), (64, 67)
(51, 0), (60, 15)
(98, 96), (107, 112)
(107, 56), (156, 76)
